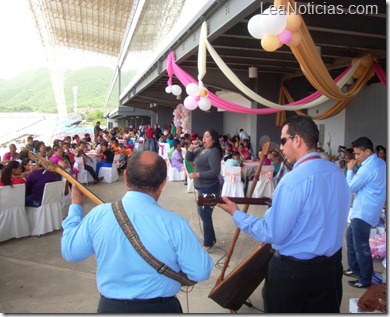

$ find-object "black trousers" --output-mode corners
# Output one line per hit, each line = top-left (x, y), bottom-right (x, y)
(97, 295), (183, 314)
(85, 164), (99, 181)
(262, 249), (343, 313)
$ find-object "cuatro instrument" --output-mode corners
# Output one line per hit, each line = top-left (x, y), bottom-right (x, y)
(28, 151), (104, 205)
(208, 141), (273, 312)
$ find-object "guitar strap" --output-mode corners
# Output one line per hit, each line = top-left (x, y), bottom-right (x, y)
(111, 200), (196, 286)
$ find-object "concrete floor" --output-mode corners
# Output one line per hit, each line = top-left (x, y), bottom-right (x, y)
(0, 173), (384, 313)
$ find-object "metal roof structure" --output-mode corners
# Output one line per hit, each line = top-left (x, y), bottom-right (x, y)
(118, 0), (387, 110)
(27, 0), (386, 114)
(29, 0), (185, 57)
(27, 0), (186, 117)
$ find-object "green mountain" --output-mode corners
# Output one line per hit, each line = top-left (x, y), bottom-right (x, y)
(0, 67), (137, 113)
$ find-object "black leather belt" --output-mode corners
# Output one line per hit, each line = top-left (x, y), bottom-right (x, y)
(101, 295), (176, 303)
(273, 248), (341, 264)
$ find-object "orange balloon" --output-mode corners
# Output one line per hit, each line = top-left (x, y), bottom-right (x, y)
(261, 34), (281, 52)
(286, 31), (301, 47)
(361, 55), (373, 68)
(286, 13), (301, 32)
(199, 89), (208, 98)
(274, 0), (287, 7)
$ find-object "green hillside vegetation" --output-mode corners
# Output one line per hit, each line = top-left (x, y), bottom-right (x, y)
(0, 67), (137, 118)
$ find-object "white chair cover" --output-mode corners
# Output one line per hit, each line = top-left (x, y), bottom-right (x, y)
(248, 165), (275, 198)
(98, 154), (120, 183)
(26, 181), (64, 236)
(158, 143), (171, 160)
(73, 156), (90, 185)
(133, 137), (145, 152)
(221, 166), (244, 197)
(0, 184), (30, 242)
(183, 162), (194, 193)
(166, 159), (185, 181)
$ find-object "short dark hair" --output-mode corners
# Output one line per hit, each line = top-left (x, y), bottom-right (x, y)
(376, 145), (386, 154)
(126, 151), (167, 192)
(283, 115), (319, 149)
(173, 139), (181, 147)
(351, 137), (374, 152)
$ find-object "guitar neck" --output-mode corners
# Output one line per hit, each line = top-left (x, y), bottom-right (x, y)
(197, 195), (272, 207)
(229, 197), (271, 206)
(28, 151), (104, 205)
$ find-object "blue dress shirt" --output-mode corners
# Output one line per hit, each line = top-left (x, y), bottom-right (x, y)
(61, 191), (213, 299)
(346, 153), (386, 226)
(233, 152), (351, 259)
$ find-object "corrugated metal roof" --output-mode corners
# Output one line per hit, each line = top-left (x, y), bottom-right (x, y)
(29, 0), (185, 57)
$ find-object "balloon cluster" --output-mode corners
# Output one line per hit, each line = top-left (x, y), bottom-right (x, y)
(352, 55), (373, 79)
(183, 83), (212, 111)
(247, 6), (302, 52)
(172, 103), (190, 133)
(165, 84), (182, 96)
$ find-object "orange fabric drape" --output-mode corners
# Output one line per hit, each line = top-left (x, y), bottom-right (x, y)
(280, 66), (375, 120)
(274, 0), (376, 121)
(283, 0), (375, 101)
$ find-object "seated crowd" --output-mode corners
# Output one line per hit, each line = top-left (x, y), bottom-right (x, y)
(0, 128), (136, 207)
(1, 123), (387, 205)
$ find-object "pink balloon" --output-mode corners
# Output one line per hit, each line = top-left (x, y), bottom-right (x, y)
(278, 29), (292, 44)
(184, 96), (198, 110)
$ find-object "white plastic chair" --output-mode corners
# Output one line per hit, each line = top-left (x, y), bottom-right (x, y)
(0, 184), (30, 242)
(183, 161), (194, 193)
(158, 143), (171, 160)
(248, 165), (275, 198)
(221, 166), (244, 197)
(166, 159), (185, 182)
(98, 154), (120, 183)
(26, 181), (64, 236)
(73, 156), (89, 185)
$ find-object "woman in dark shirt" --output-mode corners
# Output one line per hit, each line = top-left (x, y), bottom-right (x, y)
(185, 129), (222, 250)
(96, 142), (115, 175)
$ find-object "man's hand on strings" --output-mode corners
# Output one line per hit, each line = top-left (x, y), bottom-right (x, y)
(217, 196), (240, 216)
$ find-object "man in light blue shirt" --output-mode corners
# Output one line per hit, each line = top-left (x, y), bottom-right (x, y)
(344, 137), (386, 288)
(61, 151), (213, 313)
(217, 115), (350, 313)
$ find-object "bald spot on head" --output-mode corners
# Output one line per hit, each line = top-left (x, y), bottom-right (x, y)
(126, 150), (167, 193)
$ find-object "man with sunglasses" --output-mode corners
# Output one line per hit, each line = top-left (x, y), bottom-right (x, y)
(343, 137), (386, 288)
(217, 115), (350, 313)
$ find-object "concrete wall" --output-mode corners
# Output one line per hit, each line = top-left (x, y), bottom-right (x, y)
(345, 83), (387, 148)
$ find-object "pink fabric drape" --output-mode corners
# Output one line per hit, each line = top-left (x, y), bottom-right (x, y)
(373, 62), (386, 87)
(167, 52), (383, 115)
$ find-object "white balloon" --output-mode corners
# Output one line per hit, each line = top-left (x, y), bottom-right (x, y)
(198, 97), (212, 111)
(165, 86), (172, 93)
(171, 85), (182, 96)
(186, 83), (200, 97)
(260, 7), (287, 36)
(183, 96), (198, 110)
(247, 14), (265, 39)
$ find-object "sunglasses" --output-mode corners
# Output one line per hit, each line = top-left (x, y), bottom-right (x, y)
(280, 135), (295, 146)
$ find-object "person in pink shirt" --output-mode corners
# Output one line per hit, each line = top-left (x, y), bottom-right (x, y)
(237, 143), (251, 160)
(2, 144), (20, 163)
